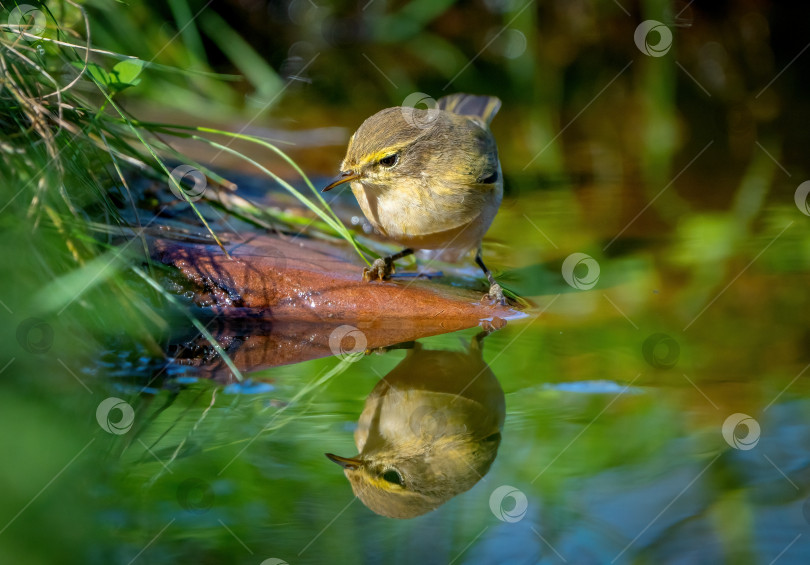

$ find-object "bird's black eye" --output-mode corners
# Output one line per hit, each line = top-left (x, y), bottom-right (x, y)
(378, 154), (399, 168)
(479, 170), (498, 184)
(382, 469), (404, 486)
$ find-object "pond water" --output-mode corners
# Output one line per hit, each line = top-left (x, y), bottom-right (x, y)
(4, 176), (810, 564)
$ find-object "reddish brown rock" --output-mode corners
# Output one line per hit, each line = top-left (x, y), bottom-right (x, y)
(150, 233), (523, 373)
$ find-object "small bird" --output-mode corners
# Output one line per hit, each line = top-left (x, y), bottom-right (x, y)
(325, 334), (505, 519)
(323, 93), (505, 304)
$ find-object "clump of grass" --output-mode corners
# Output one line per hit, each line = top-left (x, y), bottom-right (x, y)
(0, 1), (368, 382)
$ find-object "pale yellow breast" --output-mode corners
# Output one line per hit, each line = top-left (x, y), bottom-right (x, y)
(351, 175), (502, 257)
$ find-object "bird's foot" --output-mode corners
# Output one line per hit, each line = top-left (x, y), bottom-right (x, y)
(362, 257), (394, 282)
(482, 282), (507, 306)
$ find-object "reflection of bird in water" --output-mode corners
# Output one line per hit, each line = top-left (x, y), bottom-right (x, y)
(326, 332), (505, 518)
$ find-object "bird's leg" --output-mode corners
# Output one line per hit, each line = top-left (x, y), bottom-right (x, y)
(475, 248), (506, 305)
(363, 248), (414, 282)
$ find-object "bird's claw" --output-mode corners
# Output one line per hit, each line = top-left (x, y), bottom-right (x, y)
(482, 283), (507, 306)
(362, 257), (394, 282)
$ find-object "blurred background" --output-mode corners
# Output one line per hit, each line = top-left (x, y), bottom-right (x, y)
(85, 0), (810, 187)
(2, 0), (810, 563)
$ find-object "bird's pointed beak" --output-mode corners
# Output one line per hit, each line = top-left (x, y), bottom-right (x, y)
(322, 171), (360, 192)
(325, 453), (362, 470)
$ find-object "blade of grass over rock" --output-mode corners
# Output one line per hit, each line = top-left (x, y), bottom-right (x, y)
(196, 127), (340, 223)
(190, 135), (373, 267)
(191, 127), (379, 262)
(102, 120), (351, 241)
(133, 266), (245, 383)
(142, 123), (345, 229)
(117, 128), (238, 191)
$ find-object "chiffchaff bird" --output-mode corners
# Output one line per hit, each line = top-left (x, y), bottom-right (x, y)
(325, 334), (505, 519)
(323, 93), (505, 304)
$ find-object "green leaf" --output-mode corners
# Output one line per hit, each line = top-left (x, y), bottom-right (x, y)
(110, 58), (145, 91)
(72, 61), (111, 87)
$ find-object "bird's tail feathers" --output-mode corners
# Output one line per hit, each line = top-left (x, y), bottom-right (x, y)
(437, 93), (502, 125)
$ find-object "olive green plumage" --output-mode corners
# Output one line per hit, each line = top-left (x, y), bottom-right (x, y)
(324, 93), (506, 303)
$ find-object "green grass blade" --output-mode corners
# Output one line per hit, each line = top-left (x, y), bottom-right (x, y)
(190, 135), (372, 267)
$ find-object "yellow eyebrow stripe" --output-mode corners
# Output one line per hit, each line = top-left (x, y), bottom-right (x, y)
(360, 148), (404, 167)
(365, 474), (404, 492)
